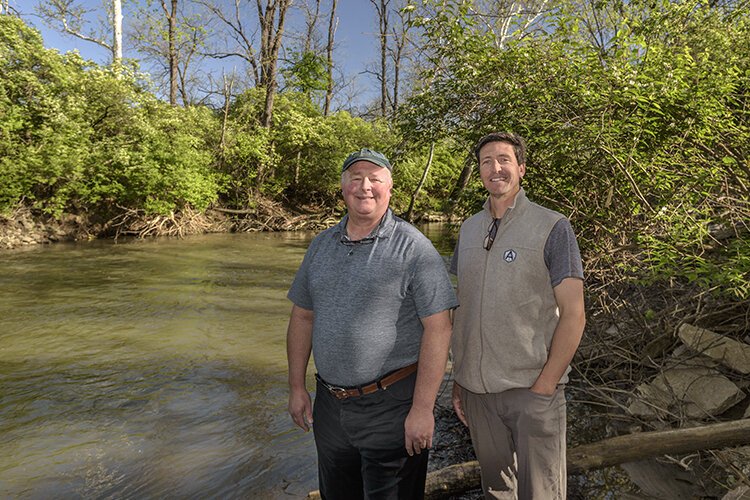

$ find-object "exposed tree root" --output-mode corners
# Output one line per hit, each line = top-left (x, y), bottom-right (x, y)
(109, 206), (232, 240)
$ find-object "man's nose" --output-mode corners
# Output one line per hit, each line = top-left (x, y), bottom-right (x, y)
(360, 177), (372, 190)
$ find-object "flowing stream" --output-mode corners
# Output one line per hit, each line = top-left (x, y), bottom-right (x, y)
(0, 226), (457, 499)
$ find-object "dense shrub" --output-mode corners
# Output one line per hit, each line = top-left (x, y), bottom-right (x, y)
(402, 0), (750, 298)
(224, 88), (396, 208)
(0, 17), (450, 220)
(0, 16), (223, 216)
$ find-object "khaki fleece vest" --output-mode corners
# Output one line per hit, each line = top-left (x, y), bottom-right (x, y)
(452, 189), (566, 394)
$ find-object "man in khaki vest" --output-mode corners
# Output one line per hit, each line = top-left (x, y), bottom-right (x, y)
(450, 132), (586, 499)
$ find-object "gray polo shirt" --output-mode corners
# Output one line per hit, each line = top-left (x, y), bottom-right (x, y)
(288, 209), (459, 387)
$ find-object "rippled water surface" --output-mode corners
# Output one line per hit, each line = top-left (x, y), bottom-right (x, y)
(0, 232), (336, 499)
(0, 225), (460, 499)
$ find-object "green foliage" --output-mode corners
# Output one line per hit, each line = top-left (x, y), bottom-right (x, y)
(403, 0), (750, 298)
(223, 87), (395, 208)
(0, 16), (223, 216)
(283, 110), (395, 207)
(3, 6), (748, 301)
(0, 16), (85, 213)
(282, 50), (329, 95)
(390, 141), (465, 214)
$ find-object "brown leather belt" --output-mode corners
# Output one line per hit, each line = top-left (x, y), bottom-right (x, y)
(316, 363), (418, 400)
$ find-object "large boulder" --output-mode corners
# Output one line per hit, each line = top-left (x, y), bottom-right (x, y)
(629, 366), (746, 419)
(679, 324), (750, 375)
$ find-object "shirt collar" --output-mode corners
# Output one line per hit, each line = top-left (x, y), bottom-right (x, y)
(333, 208), (396, 241)
(482, 188), (529, 221)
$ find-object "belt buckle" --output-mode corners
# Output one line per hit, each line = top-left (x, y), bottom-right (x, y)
(329, 386), (349, 400)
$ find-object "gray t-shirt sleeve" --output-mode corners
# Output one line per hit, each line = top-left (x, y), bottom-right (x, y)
(544, 218), (584, 287)
(287, 237), (318, 310)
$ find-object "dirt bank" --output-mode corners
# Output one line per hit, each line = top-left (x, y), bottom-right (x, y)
(0, 201), (334, 251)
(0, 207), (100, 250)
(0, 201), (446, 251)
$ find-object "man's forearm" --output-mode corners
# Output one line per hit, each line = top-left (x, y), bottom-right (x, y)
(532, 278), (585, 393)
(404, 310), (453, 455)
(287, 305), (314, 391)
(412, 310), (453, 410)
(534, 315), (585, 390)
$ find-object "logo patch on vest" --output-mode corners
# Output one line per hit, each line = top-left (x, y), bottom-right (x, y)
(503, 249), (517, 263)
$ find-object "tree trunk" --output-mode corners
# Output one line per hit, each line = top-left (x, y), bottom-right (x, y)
(324, 0), (337, 116)
(380, 0), (388, 117)
(294, 150), (301, 187)
(219, 73), (234, 165)
(113, 0), (122, 67)
(405, 142), (435, 222)
(423, 461), (482, 499)
(566, 419), (750, 473)
(176, 27), (201, 106)
(169, 0), (178, 106)
(161, 0), (179, 106)
(258, 0), (291, 129)
(447, 152), (475, 217)
(307, 419), (750, 499)
(390, 2), (412, 117)
(370, 0), (390, 117)
(254, 0), (290, 190)
(303, 0), (321, 53)
(391, 39), (401, 116)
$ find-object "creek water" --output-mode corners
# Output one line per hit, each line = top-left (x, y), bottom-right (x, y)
(0, 226), (458, 499)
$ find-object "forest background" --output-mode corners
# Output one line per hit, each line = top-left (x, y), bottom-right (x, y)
(1, 0), (750, 492)
(1, 0), (747, 296)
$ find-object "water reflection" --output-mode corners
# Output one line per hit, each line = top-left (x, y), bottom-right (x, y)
(419, 222), (459, 256)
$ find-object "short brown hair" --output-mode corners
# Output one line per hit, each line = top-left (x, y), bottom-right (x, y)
(474, 132), (526, 165)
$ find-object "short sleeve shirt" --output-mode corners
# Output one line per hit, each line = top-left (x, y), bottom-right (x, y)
(288, 209), (459, 386)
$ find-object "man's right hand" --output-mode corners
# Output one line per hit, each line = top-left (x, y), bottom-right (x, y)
(289, 387), (313, 432)
(451, 381), (467, 426)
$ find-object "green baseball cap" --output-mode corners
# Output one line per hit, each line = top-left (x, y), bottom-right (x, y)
(341, 148), (392, 172)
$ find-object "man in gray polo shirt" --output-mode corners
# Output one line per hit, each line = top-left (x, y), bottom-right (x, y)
(451, 132), (586, 499)
(286, 148), (458, 499)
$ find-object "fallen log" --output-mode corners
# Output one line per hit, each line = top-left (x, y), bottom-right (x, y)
(207, 207), (256, 215)
(423, 460), (481, 499)
(566, 418), (750, 473)
(306, 419), (750, 499)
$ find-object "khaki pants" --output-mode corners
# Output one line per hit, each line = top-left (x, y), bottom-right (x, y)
(461, 386), (567, 500)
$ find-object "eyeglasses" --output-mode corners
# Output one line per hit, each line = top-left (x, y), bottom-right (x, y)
(340, 236), (376, 246)
(341, 235), (376, 255)
(483, 218), (501, 251)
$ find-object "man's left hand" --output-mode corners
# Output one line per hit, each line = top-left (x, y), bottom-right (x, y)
(404, 406), (434, 456)
(529, 379), (557, 396)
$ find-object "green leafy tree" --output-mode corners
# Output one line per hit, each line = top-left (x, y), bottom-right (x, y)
(0, 16), (223, 215)
(402, 0), (750, 297)
(282, 50), (329, 96)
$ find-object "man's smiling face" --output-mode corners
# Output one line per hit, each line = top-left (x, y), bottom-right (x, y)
(478, 140), (525, 201)
(341, 161), (393, 221)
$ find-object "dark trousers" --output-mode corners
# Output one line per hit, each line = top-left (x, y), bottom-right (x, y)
(312, 372), (428, 500)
